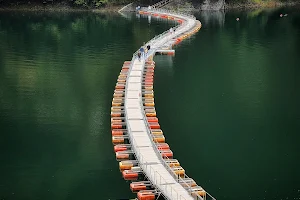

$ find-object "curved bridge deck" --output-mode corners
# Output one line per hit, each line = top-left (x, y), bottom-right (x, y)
(122, 9), (211, 200)
(126, 60), (193, 200)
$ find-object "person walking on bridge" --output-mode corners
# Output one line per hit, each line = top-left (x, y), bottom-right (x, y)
(144, 46), (148, 57)
(146, 45), (151, 56)
(137, 51), (141, 61)
(139, 46), (145, 59)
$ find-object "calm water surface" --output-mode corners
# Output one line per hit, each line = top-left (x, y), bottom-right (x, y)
(0, 8), (299, 200)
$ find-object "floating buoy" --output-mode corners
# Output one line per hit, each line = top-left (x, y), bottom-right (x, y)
(143, 77), (153, 81)
(236, 17), (240, 21)
(145, 66), (155, 69)
(145, 63), (155, 67)
(143, 74), (153, 78)
(160, 150), (173, 158)
(119, 71), (128, 75)
(156, 143), (170, 150)
(145, 110), (156, 115)
(142, 85), (153, 89)
(167, 51), (175, 56)
(114, 89), (125, 93)
(144, 69), (154, 73)
(146, 112), (156, 117)
(111, 112), (124, 117)
(119, 160), (138, 171)
(118, 77), (127, 81)
(115, 85), (125, 89)
(143, 82), (153, 86)
(149, 123), (160, 129)
(152, 135), (165, 143)
(147, 117), (158, 123)
(113, 93), (124, 97)
(144, 70), (154, 74)
(144, 102), (155, 107)
(145, 66), (154, 70)
(111, 123), (126, 129)
(116, 150), (134, 161)
(111, 115), (125, 119)
(143, 87), (153, 92)
(144, 76), (154, 81)
(142, 90), (153, 94)
(144, 106), (154, 110)
(112, 98), (124, 103)
(171, 166), (185, 177)
(143, 97), (154, 101)
(111, 129), (126, 136)
(112, 136), (129, 145)
(188, 186), (206, 197)
(123, 170), (139, 180)
(114, 144), (131, 152)
(165, 159), (180, 167)
(144, 79), (153, 83)
(122, 169), (144, 181)
(111, 118), (124, 123)
(117, 79), (126, 83)
(179, 178), (197, 187)
(111, 108), (124, 112)
(130, 181), (153, 193)
(145, 108), (155, 112)
(144, 75), (153, 79)
(137, 190), (156, 200)
(280, 14), (283, 17)
(143, 99), (154, 104)
(144, 71), (154, 75)
(111, 102), (124, 107)
(143, 93), (154, 98)
(143, 101), (154, 105)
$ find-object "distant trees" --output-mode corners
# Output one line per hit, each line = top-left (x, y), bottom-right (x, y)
(0, 0), (297, 7)
(0, 0), (133, 7)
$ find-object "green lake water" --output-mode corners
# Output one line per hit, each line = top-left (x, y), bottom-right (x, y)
(0, 8), (299, 200)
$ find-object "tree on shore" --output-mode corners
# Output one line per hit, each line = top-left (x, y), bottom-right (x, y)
(0, 0), (298, 7)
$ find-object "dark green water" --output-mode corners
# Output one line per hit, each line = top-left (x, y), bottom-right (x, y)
(0, 8), (299, 200)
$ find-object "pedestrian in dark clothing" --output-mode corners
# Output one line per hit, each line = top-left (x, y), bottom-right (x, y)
(137, 52), (141, 61)
(139, 47), (144, 58)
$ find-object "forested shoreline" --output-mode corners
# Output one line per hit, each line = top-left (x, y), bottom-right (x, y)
(0, 0), (299, 10)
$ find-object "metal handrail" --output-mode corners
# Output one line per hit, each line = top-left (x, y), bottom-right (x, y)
(123, 57), (210, 200)
(129, 127), (188, 200)
(139, 11), (215, 200)
(124, 56), (187, 200)
(138, 60), (216, 200)
(138, 10), (196, 50)
(140, 7), (196, 20)
(152, 0), (172, 9)
(123, 8), (216, 200)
